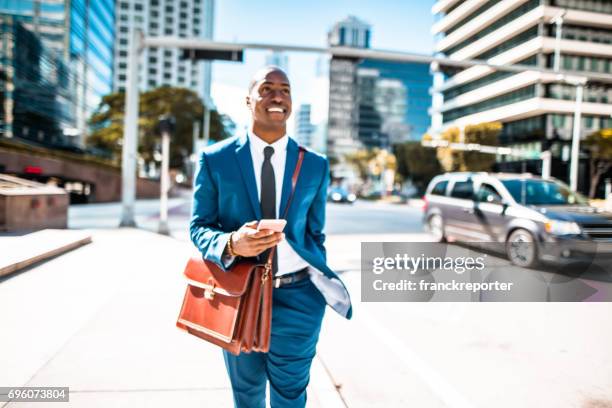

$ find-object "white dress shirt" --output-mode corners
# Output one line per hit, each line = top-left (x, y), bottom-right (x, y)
(248, 132), (310, 276)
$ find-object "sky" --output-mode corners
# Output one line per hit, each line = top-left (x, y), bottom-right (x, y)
(210, 0), (436, 131)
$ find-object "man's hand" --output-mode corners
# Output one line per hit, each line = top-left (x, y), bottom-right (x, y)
(230, 221), (284, 257)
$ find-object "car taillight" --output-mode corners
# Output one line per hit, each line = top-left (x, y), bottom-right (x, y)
(422, 196), (428, 212)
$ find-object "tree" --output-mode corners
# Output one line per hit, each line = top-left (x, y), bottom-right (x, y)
(344, 149), (378, 184)
(435, 122), (501, 172)
(584, 128), (612, 198)
(463, 122), (502, 171)
(88, 86), (231, 167)
(394, 139), (442, 194)
(436, 127), (463, 172)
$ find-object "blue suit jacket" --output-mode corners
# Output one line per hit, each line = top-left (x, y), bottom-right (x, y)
(190, 133), (352, 319)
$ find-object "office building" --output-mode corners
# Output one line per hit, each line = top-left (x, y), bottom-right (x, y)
(265, 51), (289, 74)
(113, 0), (214, 103)
(0, 0), (115, 146)
(0, 15), (76, 144)
(294, 104), (314, 148)
(432, 0), (612, 191)
(327, 16), (432, 159)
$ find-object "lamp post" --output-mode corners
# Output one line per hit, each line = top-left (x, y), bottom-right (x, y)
(157, 115), (175, 235)
(120, 29), (143, 227)
(552, 11), (566, 73)
(564, 76), (587, 192)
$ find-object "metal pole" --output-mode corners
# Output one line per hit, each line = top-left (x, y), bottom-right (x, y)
(541, 150), (551, 179)
(158, 129), (170, 235)
(120, 29), (142, 227)
(203, 105), (211, 145)
(570, 82), (584, 192)
(553, 12), (565, 73)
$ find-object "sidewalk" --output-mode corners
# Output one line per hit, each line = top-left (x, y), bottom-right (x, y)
(0, 228), (344, 408)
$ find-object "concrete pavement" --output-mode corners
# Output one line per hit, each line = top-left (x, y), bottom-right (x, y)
(0, 228), (344, 408)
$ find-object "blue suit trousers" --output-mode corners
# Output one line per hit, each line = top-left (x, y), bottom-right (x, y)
(223, 277), (327, 408)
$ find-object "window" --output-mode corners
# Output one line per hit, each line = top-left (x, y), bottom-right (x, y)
(450, 181), (474, 200)
(135, 4), (143, 11)
(476, 184), (502, 203)
(431, 180), (448, 196)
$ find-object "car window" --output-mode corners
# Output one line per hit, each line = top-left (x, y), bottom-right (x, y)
(450, 180), (474, 199)
(501, 179), (588, 205)
(476, 183), (502, 203)
(431, 180), (448, 196)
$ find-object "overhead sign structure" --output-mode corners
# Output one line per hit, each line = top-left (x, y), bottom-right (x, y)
(119, 32), (612, 226)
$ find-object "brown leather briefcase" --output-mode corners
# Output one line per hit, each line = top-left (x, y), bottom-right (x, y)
(176, 255), (273, 355)
(176, 147), (305, 355)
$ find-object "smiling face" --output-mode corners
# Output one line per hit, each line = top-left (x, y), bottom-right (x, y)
(246, 67), (292, 138)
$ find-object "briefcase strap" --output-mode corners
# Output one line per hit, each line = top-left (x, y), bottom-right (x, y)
(263, 147), (306, 278)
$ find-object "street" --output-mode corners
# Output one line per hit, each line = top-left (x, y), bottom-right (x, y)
(2, 195), (612, 407)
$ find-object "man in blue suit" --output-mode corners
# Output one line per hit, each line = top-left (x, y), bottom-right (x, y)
(190, 66), (352, 408)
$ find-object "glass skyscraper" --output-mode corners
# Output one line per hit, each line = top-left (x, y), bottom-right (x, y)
(0, 0), (115, 146)
(327, 16), (433, 159)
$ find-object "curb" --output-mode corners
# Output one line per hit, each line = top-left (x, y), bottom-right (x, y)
(0, 229), (92, 277)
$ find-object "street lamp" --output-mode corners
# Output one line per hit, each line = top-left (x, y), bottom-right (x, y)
(560, 74), (588, 192)
(120, 28), (144, 227)
(157, 115), (175, 236)
(552, 10), (566, 73)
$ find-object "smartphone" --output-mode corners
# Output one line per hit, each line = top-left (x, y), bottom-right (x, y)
(257, 219), (287, 232)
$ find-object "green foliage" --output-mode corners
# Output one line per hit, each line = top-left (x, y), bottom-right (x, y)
(88, 86), (231, 167)
(584, 128), (612, 198)
(463, 122), (502, 171)
(435, 122), (501, 172)
(344, 149), (378, 182)
(394, 141), (442, 193)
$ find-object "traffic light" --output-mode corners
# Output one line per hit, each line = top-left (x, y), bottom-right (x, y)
(181, 49), (243, 62)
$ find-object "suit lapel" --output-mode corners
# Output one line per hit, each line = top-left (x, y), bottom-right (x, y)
(279, 137), (299, 220)
(235, 134), (262, 220)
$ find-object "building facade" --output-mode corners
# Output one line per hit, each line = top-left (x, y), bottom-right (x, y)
(432, 0), (612, 192)
(294, 103), (314, 148)
(0, 15), (76, 144)
(265, 51), (289, 74)
(327, 16), (432, 159)
(113, 0), (214, 104)
(0, 0), (115, 146)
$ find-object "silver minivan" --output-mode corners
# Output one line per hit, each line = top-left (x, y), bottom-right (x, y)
(423, 172), (612, 268)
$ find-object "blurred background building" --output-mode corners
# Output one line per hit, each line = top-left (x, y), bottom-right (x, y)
(327, 15), (432, 160)
(265, 50), (289, 74)
(0, 0), (115, 147)
(294, 103), (314, 148)
(113, 0), (214, 104)
(431, 0), (612, 191)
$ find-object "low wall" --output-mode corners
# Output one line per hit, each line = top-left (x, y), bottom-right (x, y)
(0, 174), (69, 232)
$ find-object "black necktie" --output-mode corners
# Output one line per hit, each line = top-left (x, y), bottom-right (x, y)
(261, 146), (278, 274)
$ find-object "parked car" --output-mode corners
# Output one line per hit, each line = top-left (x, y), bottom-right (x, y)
(328, 186), (356, 204)
(423, 172), (612, 268)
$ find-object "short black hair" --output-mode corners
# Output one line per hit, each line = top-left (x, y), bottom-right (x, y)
(248, 65), (289, 93)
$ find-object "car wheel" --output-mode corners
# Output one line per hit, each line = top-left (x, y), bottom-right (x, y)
(506, 229), (539, 268)
(427, 214), (446, 242)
